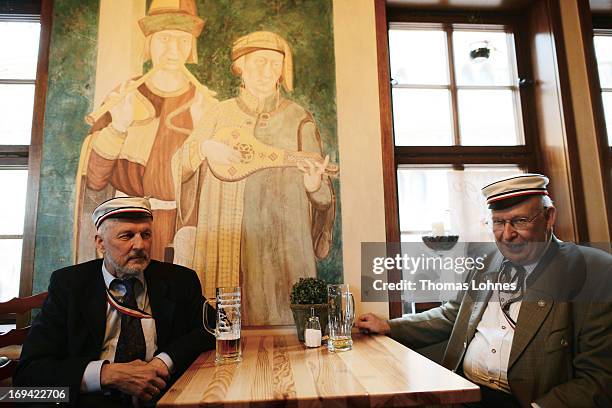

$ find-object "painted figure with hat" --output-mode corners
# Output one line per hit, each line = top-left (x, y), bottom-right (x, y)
(15, 197), (215, 405)
(172, 31), (336, 326)
(73, 0), (218, 264)
(357, 173), (612, 406)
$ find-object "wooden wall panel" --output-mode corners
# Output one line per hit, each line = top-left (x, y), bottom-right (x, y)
(578, 2), (612, 240)
(374, 0), (403, 319)
(526, 0), (587, 241)
(18, 0), (52, 327)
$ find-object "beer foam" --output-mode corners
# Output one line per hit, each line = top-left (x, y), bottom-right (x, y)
(217, 332), (240, 340)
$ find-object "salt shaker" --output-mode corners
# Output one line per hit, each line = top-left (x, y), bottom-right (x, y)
(304, 307), (322, 347)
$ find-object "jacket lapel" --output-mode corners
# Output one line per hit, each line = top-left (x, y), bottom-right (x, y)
(508, 292), (553, 369)
(145, 263), (175, 348)
(80, 260), (107, 350)
(507, 239), (561, 369)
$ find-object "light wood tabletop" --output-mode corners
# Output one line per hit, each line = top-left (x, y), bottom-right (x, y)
(158, 332), (480, 407)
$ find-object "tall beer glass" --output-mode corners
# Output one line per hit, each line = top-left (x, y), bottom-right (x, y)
(327, 284), (355, 352)
(204, 286), (242, 364)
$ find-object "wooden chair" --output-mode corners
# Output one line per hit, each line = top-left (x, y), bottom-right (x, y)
(0, 292), (48, 383)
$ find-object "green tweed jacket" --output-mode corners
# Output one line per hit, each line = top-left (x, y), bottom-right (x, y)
(388, 239), (612, 407)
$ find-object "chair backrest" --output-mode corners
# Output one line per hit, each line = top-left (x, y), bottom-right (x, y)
(0, 292), (48, 381)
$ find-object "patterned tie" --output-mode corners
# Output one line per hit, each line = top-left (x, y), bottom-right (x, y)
(113, 277), (146, 363)
(498, 261), (527, 326)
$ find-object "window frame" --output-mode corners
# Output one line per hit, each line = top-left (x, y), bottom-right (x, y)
(0, 13), (38, 165)
(588, 12), (612, 240)
(0, 0), (51, 325)
(390, 22), (525, 148)
(388, 12), (539, 169)
(376, 5), (541, 318)
(591, 26), (612, 151)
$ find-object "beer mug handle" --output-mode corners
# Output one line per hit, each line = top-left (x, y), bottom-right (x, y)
(203, 298), (216, 336)
(349, 292), (355, 327)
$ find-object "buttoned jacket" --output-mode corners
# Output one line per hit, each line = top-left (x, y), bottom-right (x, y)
(14, 259), (215, 405)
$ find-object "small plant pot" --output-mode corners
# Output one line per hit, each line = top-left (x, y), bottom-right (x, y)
(290, 303), (328, 342)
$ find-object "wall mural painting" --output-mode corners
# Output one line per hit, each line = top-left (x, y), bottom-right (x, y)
(57, 0), (343, 326)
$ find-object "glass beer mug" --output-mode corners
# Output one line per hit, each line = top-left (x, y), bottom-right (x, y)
(204, 286), (242, 364)
(327, 284), (355, 352)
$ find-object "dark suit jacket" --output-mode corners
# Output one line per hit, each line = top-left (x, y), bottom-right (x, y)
(13, 259), (215, 404)
(389, 239), (612, 407)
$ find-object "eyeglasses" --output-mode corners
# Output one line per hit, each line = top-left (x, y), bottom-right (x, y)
(487, 209), (546, 231)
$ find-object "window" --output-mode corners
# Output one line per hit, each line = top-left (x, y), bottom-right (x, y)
(397, 165), (522, 242)
(381, 15), (540, 315)
(389, 24), (524, 147)
(593, 30), (612, 146)
(388, 21), (536, 244)
(0, 16), (41, 302)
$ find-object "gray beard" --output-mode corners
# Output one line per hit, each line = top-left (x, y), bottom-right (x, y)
(104, 254), (149, 279)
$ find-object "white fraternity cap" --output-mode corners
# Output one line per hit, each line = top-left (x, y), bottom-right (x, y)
(482, 174), (549, 210)
(92, 197), (153, 229)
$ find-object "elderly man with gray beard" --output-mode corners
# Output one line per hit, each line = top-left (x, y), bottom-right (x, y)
(14, 197), (215, 407)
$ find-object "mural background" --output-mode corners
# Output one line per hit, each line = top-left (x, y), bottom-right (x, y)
(33, 0), (343, 299)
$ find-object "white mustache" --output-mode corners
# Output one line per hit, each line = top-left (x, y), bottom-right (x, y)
(128, 252), (149, 261)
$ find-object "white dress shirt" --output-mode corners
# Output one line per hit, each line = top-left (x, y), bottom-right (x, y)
(80, 263), (174, 392)
(463, 261), (538, 393)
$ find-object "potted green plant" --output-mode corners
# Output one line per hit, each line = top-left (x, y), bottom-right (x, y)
(290, 277), (328, 342)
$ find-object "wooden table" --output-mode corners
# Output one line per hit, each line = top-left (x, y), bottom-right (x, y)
(158, 333), (480, 407)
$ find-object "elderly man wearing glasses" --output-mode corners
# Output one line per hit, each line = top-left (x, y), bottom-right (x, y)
(357, 174), (612, 407)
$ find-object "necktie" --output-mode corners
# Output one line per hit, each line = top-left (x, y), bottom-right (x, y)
(113, 277), (146, 363)
(498, 261), (527, 326)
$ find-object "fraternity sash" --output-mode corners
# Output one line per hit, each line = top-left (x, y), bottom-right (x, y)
(106, 288), (153, 319)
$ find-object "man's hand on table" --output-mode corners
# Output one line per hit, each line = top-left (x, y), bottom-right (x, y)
(100, 358), (169, 401)
(147, 357), (170, 377)
(356, 313), (391, 335)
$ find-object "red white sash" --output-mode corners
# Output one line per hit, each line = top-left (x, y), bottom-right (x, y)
(106, 289), (153, 319)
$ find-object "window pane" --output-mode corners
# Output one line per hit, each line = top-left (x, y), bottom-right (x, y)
(389, 28), (449, 85)
(594, 35), (612, 89)
(397, 165), (523, 242)
(0, 84), (35, 144)
(0, 22), (40, 80)
(0, 239), (22, 302)
(603, 91), (612, 146)
(0, 239), (23, 301)
(392, 88), (453, 146)
(0, 169), (28, 235)
(458, 89), (521, 145)
(453, 30), (515, 86)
